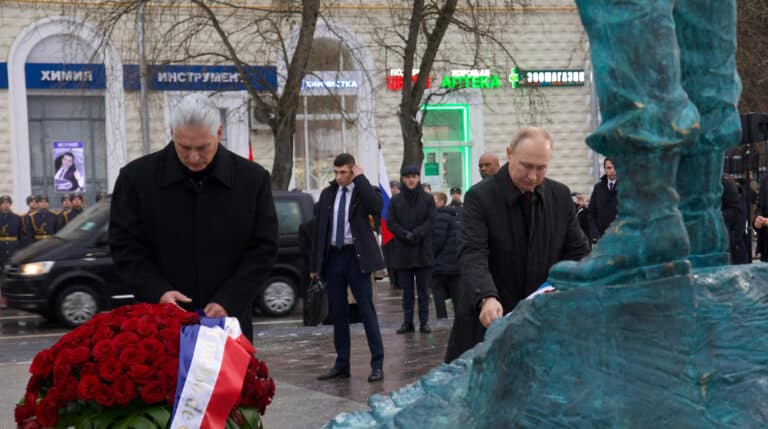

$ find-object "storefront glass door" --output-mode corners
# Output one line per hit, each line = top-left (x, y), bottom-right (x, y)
(421, 103), (471, 194)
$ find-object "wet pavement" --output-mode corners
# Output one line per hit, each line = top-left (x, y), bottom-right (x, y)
(0, 279), (455, 428)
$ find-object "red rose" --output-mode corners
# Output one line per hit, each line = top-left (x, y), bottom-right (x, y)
(112, 376), (137, 405)
(53, 349), (72, 367)
(163, 318), (181, 332)
(139, 338), (165, 358)
(93, 325), (115, 342)
(98, 359), (123, 382)
(14, 401), (35, 424)
(18, 419), (42, 429)
(53, 363), (71, 386)
(175, 310), (199, 325)
(127, 364), (153, 382)
(59, 378), (78, 402)
(68, 346), (90, 365)
(152, 357), (179, 380)
(77, 374), (101, 400)
(120, 318), (140, 332)
(35, 397), (59, 427)
(256, 360), (269, 379)
(45, 386), (62, 407)
(26, 374), (45, 393)
(158, 328), (180, 355)
(92, 339), (118, 361)
(114, 332), (139, 348)
(119, 348), (147, 365)
(29, 349), (54, 378)
(80, 361), (98, 377)
(93, 383), (115, 407)
(139, 381), (166, 404)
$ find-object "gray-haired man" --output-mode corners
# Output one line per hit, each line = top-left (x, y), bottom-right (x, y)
(109, 93), (279, 341)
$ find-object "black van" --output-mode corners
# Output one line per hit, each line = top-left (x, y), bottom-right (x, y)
(2, 191), (313, 327)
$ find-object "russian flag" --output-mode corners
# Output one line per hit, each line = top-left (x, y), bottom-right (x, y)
(378, 152), (394, 245)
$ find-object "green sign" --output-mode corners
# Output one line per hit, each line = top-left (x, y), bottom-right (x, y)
(441, 75), (502, 90)
(424, 162), (439, 176)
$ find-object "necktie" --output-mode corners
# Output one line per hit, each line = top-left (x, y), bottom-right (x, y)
(609, 182), (615, 191)
(335, 187), (348, 248)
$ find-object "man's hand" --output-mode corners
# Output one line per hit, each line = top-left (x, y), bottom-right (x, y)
(310, 272), (319, 281)
(204, 302), (228, 318)
(352, 165), (364, 179)
(159, 290), (192, 307)
(479, 297), (503, 328)
(756, 216), (767, 229)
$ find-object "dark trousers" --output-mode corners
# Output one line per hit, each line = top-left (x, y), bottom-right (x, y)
(398, 267), (432, 326)
(325, 246), (384, 370)
(432, 273), (460, 319)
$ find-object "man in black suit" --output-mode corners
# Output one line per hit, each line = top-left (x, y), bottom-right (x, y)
(310, 153), (385, 383)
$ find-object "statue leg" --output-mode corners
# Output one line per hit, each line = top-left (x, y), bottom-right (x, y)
(674, 0), (743, 268)
(548, 0), (699, 289)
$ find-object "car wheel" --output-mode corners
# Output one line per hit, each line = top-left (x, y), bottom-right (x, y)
(257, 276), (297, 317)
(55, 285), (99, 328)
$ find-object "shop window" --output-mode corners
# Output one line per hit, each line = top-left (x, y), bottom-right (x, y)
(27, 96), (107, 207)
(294, 38), (359, 191)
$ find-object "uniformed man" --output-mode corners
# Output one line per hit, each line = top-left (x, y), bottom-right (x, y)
(28, 195), (56, 242)
(0, 195), (24, 283)
(56, 194), (73, 231)
(69, 193), (85, 221)
(21, 195), (38, 247)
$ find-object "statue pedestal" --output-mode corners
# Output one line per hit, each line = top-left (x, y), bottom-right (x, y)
(324, 264), (768, 428)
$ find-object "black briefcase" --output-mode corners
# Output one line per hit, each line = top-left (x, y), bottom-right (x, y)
(303, 279), (329, 326)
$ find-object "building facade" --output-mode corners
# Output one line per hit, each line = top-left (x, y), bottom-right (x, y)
(0, 1), (598, 212)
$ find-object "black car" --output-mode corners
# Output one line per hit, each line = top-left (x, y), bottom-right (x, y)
(2, 191), (314, 327)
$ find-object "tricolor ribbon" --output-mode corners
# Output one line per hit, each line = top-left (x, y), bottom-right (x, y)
(170, 316), (254, 429)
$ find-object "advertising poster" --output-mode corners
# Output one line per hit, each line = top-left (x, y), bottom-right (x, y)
(52, 141), (86, 192)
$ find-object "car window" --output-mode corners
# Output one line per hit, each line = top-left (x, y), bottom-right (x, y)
(56, 203), (109, 241)
(275, 199), (303, 235)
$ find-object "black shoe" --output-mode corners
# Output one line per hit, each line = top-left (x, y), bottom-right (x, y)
(317, 367), (350, 381)
(419, 323), (432, 333)
(396, 323), (415, 334)
(368, 368), (384, 383)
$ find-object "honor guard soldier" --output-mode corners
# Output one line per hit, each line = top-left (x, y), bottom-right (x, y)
(0, 195), (24, 280)
(56, 194), (73, 231)
(21, 195), (38, 247)
(69, 193), (85, 221)
(29, 195), (56, 242)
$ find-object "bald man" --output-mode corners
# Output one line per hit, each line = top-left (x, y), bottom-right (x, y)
(478, 153), (500, 179)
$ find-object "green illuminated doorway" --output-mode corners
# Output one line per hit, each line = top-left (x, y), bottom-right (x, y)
(421, 104), (472, 193)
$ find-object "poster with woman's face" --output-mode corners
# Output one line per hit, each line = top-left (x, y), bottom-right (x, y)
(53, 141), (86, 192)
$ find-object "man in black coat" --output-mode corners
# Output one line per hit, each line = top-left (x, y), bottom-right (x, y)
(445, 127), (591, 362)
(754, 174), (768, 262)
(387, 166), (437, 334)
(310, 153), (385, 383)
(431, 192), (460, 319)
(587, 158), (618, 243)
(109, 93), (279, 342)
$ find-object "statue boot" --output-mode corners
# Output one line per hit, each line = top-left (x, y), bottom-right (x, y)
(548, 148), (691, 289)
(674, 0), (742, 268)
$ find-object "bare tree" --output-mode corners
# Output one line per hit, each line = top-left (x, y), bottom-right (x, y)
(63, 0), (321, 190)
(737, 0), (768, 113)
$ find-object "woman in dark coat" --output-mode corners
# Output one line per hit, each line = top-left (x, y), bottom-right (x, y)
(431, 192), (461, 319)
(387, 165), (437, 333)
(445, 152), (591, 362)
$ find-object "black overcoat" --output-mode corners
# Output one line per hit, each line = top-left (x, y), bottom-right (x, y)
(386, 187), (437, 269)
(310, 175), (385, 277)
(109, 143), (279, 341)
(432, 207), (459, 275)
(587, 175), (618, 241)
(445, 165), (591, 362)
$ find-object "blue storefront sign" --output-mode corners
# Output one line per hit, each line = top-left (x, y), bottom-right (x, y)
(25, 63), (107, 90)
(124, 64), (277, 91)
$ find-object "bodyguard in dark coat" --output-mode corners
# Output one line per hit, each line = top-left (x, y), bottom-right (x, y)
(109, 94), (278, 341)
(722, 176), (750, 264)
(445, 127), (591, 362)
(430, 192), (460, 319)
(587, 158), (618, 242)
(310, 153), (385, 383)
(28, 195), (56, 242)
(387, 166), (437, 334)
